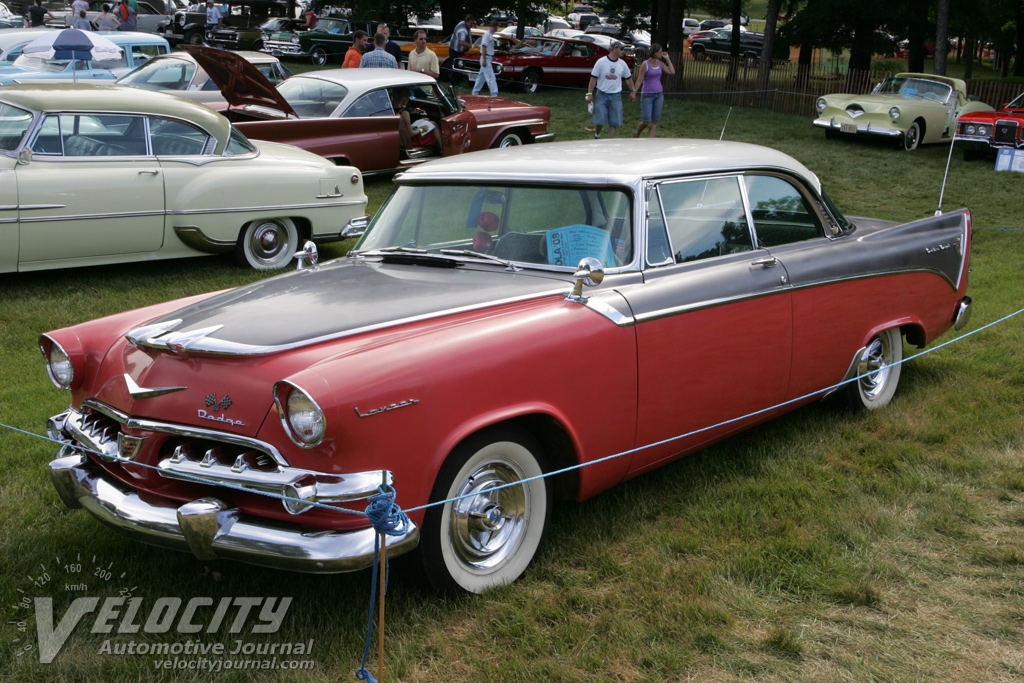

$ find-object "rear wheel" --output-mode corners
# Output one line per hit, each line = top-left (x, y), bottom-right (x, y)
(520, 68), (541, 93)
(845, 328), (903, 410)
(311, 47), (328, 66)
(419, 426), (551, 594)
(492, 130), (525, 148)
(691, 45), (706, 60)
(234, 218), (298, 270)
(250, 39), (264, 51)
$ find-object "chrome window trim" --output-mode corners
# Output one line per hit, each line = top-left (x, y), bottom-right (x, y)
(80, 398), (289, 466)
(23, 109), (221, 157)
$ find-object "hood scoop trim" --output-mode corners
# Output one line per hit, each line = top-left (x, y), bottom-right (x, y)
(126, 319), (228, 355)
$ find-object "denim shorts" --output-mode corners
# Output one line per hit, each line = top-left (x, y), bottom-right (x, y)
(640, 92), (664, 122)
(593, 90), (623, 127)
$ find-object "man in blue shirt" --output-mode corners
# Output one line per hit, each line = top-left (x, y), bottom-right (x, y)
(360, 32), (398, 68)
(443, 13), (475, 88)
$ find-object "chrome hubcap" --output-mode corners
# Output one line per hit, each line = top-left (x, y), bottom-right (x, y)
(449, 461), (528, 571)
(248, 221), (285, 264)
(858, 335), (892, 399)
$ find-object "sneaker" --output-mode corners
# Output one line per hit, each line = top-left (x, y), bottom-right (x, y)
(594, 134), (601, 139)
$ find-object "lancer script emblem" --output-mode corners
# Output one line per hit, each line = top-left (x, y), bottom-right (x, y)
(204, 393), (232, 411)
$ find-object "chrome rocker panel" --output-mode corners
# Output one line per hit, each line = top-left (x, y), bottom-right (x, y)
(48, 450), (420, 574)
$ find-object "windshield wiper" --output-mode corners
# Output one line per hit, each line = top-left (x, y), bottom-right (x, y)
(439, 249), (523, 272)
(350, 246), (427, 257)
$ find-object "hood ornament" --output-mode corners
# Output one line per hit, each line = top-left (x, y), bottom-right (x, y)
(124, 373), (186, 400)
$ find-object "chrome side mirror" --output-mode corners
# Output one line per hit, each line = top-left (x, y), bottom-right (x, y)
(16, 147), (31, 165)
(565, 257), (604, 303)
(293, 241), (318, 270)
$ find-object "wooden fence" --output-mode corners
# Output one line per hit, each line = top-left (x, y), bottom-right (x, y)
(655, 51), (1023, 117)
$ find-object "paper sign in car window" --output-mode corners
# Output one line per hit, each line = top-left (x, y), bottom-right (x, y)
(546, 224), (616, 267)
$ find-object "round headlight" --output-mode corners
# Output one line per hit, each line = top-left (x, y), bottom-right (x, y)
(47, 343), (74, 389)
(177, 14), (185, 25)
(285, 386), (325, 446)
(815, 97), (826, 112)
(888, 107), (900, 120)
(977, 125), (988, 136)
(291, 35), (299, 44)
(965, 124), (976, 135)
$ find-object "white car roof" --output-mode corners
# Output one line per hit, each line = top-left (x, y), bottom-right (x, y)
(295, 67), (435, 91)
(398, 139), (823, 192)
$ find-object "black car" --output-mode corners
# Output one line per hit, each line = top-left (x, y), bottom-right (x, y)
(161, 0), (286, 47)
(689, 29), (783, 65)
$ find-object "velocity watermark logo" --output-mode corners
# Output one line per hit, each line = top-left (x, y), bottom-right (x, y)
(7, 554), (313, 672)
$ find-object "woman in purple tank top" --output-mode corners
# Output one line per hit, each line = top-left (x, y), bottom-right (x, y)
(631, 43), (675, 138)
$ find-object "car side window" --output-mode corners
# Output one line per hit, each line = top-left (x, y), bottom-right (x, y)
(32, 114), (147, 156)
(149, 117), (210, 156)
(654, 177), (751, 264)
(0, 102), (33, 152)
(131, 44), (166, 65)
(342, 90), (394, 118)
(91, 52), (129, 71)
(743, 175), (823, 247)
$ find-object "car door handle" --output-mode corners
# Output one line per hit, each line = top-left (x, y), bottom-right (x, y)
(750, 257), (777, 269)
(138, 170), (160, 175)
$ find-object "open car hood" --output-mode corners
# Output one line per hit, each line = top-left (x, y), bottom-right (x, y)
(181, 45), (296, 116)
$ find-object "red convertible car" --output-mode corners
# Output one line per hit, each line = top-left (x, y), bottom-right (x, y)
(42, 140), (973, 594)
(454, 35), (633, 93)
(184, 47), (554, 174)
(955, 90), (1024, 159)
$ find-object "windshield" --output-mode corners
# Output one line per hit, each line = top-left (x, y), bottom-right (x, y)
(821, 189), (853, 232)
(118, 57), (197, 89)
(876, 76), (952, 103)
(510, 38), (563, 55)
(356, 184), (634, 269)
(0, 102), (32, 151)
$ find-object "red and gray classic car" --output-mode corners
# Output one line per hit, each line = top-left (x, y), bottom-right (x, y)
(43, 140), (973, 594)
(454, 35), (633, 93)
(955, 91), (1024, 159)
(186, 48), (553, 174)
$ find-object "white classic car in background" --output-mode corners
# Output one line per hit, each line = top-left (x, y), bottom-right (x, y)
(0, 84), (368, 272)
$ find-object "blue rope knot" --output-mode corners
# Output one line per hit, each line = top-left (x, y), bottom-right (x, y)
(364, 485), (410, 537)
(354, 667), (378, 683)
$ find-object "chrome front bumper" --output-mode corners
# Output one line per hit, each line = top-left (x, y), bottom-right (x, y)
(813, 117), (903, 138)
(49, 450), (420, 574)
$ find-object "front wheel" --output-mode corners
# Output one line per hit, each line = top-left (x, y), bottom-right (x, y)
(311, 47), (327, 66)
(845, 327), (903, 410)
(520, 69), (541, 93)
(902, 121), (922, 151)
(234, 218), (298, 270)
(186, 30), (204, 45)
(419, 426), (551, 594)
(691, 46), (706, 60)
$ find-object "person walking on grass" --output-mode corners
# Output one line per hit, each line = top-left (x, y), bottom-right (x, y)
(471, 19), (499, 97)
(632, 43), (674, 138)
(585, 42), (635, 139)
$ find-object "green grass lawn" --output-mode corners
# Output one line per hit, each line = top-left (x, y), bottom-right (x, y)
(2, 87), (1023, 682)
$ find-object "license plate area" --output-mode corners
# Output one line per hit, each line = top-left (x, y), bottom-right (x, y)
(840, 123), (857, 134)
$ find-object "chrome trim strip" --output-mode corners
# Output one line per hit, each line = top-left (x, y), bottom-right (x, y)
(132, 286), (571, 356)
(811, 117), (902, 137)
(167, 199), (364, 215)
(124, 373), (187, 400)
(79, 399), (288, 466)
(17, 203), (67, 210)
(475, 118), (547, 129)
(173, 226), (236, 254)
(19, 209), (166, 223)
(632, 267), (960, 325)
(584, 294), (634, 326)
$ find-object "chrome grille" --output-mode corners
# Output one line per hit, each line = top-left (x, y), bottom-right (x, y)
(994, 120), (1019, 145)
(263, 40), (302, 54)
(67, 408), (121, 459)
(166, 440), (278, 473)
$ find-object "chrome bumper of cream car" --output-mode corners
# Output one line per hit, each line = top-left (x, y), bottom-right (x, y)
(48, 450), (420, 574)
(813, 117), (903, 138)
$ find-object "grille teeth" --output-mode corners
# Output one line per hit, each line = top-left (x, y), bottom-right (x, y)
(231, 454), (250, 473)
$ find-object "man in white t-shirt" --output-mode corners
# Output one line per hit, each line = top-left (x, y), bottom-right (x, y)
(472, 19), (499, 97)
(585, 42), (635, 139)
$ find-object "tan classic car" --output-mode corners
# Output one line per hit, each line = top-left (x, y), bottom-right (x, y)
(0, 84), (368, 272)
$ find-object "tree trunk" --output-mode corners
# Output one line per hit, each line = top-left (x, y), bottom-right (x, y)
(907, 17), (926, 73)
(757, 0), (780, 95)
(964, 34), (974, 80)
(847, 16), (874, 73)
(795, 43), (813, 92)
(667, 0), (684, 52)
(726, 0), (741, 83)
(1014, 0), (1024, 76)
(654, 0), (671, 48)
(934, 0), (949, 74)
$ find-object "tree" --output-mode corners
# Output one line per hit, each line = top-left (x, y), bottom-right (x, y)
(934, 0), (950, 74)
(756, 0), (781, 95)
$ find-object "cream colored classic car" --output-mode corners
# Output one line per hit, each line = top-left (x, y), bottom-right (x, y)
(0, 84), (368, 272)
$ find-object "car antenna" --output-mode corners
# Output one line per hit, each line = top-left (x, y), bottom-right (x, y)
(719, 107), (732, 140)
(935, 136), (957, 216)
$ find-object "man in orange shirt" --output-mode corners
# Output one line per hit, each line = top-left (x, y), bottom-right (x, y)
(343, 30), (368, 68)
